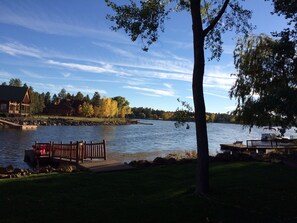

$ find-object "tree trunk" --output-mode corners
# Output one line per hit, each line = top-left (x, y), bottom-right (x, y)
(191, 0), (209, 195)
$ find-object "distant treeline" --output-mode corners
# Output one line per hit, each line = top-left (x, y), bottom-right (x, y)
(2, 78), (236, 123)
(128, 107), (236, 123)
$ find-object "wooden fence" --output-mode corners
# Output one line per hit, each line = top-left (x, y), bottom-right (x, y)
(33, 140), (106, 164)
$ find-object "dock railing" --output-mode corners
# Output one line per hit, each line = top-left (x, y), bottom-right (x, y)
(246, 139), (297, 149)
(33, 140), (106, 164)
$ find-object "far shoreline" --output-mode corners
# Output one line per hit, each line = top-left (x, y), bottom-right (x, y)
(1, 116), (141, 127)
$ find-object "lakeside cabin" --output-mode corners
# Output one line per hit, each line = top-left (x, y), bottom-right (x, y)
(0, 85), (31, 116)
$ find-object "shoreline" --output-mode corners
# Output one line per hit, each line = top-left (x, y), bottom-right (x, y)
(1, 151), (296, 180)
(1, 117), (140, 127)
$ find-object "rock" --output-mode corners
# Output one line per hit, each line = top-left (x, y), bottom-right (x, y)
(13, 168), (23, 174)
(0, 174), (9, 179)
(0, 166), (7, 174)
(153, 157), (167, 165)
(167, 157), (177, 164)
(6, 165), (14, 173)
(214, 152), (254, 162)
(128, 160), (152, 168)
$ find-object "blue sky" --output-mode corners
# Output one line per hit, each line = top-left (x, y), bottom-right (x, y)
(0, 0), (288, 112)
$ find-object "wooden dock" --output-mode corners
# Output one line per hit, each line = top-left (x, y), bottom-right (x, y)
(25, 140), (107, 167)
(221, 139), (297, 154)
(78, 160), (133, 173)
(0, 118), (37, 130)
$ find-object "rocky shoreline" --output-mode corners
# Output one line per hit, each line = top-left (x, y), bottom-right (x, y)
(1, 152), (296, 180)
(0, 164), (78, 179)
(1, 117), (139, 126)
(126, 152), (297, 168)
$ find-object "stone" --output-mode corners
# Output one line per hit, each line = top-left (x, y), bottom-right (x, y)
(153, 157), (167, 165)
(0, 174), (9, 179)
(0, 167), (7, 174)
(6, 165), (14, 173)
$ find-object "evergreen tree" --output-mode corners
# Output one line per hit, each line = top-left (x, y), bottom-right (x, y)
(92, 92), (101, 106)
(9, 78), (22, 87)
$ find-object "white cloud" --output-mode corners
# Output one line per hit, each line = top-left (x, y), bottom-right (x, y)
(0, 42), (41, 58)
(0, 70), (13, 79)
(32, 82), (107, 96)
(93, 42), (135, 58)
(0, 3), (126, 42)
(124, 86), (175, 97)
(62, 72), (71, 78)
(21, 70), (45, 79)
(46, 60), (118, 74)
(204, 69), (235, 90)
(225, 105), (236, 112)
(163, 83), (173, 89)
(204, 92), (229, 99)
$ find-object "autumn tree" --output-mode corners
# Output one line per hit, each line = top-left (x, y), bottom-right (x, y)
(78, 102), (94, 117)
(106, 0), (253, 195)
(100, 97), (112, 118)
(113, 96), (131, 118)
(110, 100), (118, 118)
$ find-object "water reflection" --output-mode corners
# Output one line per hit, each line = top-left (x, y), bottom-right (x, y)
(1, 120), (296, 168)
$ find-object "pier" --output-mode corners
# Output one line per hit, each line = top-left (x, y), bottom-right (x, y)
(24, 140), (133, 172)
(0, 118), (37, 130)
(25, 140), (104, 166)
(221, 139), (297, 154)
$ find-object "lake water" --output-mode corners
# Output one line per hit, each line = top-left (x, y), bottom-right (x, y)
(1, 120), (296, 168)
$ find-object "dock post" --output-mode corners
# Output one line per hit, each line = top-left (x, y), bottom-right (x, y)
(70, 141), (72, 162)
(103, 140), (107, 160)
(76, 141), (79, 167)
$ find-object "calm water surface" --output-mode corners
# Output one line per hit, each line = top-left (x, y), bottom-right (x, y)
(1, 120), (296, 168)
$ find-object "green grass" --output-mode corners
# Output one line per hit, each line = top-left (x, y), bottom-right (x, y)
(0, 162), (296, 223)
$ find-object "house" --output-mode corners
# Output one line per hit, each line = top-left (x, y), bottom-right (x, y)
(0, 85), (31, 116)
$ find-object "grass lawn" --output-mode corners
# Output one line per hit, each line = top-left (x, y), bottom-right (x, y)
(0, 162), (296, 223)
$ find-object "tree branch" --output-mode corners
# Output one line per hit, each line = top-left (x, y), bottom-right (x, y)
(203, 0), (230, 36)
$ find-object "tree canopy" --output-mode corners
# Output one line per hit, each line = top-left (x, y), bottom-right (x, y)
(230, 34), (297, 128)
(105, 0), (253, 195)
(230, 1), (297, 129)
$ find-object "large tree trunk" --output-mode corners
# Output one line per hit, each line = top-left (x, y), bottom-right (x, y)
(191, 0), (209, 195)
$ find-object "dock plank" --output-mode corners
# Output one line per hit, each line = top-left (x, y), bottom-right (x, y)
(78, 160), (133, 173)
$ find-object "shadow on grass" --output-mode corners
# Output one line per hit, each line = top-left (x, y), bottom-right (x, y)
(0, 162), (296, 223)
